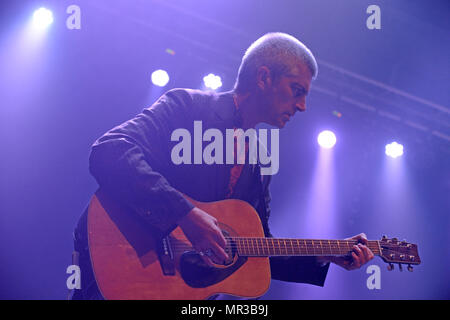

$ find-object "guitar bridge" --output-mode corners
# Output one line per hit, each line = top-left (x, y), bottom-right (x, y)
(158, 236), (175, 276)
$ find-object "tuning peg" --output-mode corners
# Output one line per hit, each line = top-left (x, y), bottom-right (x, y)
(407, 264), (413, 272)
(387, 263), (394, 271)
(398, 264), (403, 272)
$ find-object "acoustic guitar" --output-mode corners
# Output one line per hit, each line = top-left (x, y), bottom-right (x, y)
(87, 189), (421, 300)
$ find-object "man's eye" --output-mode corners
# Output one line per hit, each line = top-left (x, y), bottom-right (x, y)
(292, 86), (305, 97)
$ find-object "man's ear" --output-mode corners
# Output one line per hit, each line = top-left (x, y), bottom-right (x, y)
(256, 66), (272, 90)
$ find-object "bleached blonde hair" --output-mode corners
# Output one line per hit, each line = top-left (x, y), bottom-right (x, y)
(234, 32), (318, 93)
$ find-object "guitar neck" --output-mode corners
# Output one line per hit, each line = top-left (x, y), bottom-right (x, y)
(227, 237), (381, 257)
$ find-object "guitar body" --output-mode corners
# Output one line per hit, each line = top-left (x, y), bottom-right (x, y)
(87, 189), (271, 300)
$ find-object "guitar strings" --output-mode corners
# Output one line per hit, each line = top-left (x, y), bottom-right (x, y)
(167, 247), (381, 256)
(166, 244), (381, 251)
(164, 238), (381, 255)
(167, 238), (380, 248)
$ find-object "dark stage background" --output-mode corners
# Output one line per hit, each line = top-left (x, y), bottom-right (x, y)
(0, 0), (449, 299)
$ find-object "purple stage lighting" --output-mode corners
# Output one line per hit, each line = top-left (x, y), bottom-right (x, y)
(317, 130), (336, 149)
(151, 69), (169, 87)
(385, 142), (404, 158)
(203, 73), (222, 90)
(32, 8), (54, 29)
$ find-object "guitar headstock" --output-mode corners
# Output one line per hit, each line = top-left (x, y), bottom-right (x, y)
(378, 235), (421, 272)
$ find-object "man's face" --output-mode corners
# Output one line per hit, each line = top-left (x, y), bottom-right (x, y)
(261, 61), (312, 128)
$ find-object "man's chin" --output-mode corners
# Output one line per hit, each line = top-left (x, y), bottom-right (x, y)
(277, 119), (288, 128)
(264, 118), (285, 128)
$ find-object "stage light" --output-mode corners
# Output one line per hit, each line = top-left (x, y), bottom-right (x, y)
(385, 142), (404, 158)
(317, 130), (336, 149)
(151, 69), (169, 87)
(32, 8), (54, 29)
(203, 73), (222, 90)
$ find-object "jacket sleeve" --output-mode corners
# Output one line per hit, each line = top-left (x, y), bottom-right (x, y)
(88, 89), (195, 238)
(261, 175), (330, 286)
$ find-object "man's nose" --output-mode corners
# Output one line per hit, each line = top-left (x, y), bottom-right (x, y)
(295, 98), (306, 112)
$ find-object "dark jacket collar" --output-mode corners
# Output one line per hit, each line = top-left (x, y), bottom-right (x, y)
(210, 90), (243, 127)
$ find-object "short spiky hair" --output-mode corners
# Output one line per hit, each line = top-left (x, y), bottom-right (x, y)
(234, 32), (318, 93)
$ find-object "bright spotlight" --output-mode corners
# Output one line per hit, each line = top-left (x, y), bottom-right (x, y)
(317, 130), (336, 149)
(32, 8), (54, 29)
(385, 142), (404, 158)
(203, 73), (222, 90)
(151, 69), (169, 87)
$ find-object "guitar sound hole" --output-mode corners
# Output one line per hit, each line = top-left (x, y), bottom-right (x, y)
(182, 230), (237, 267)
(179, 224), (246, 288)
(193, 230), (238, 267)
(180, 249), (247, 288)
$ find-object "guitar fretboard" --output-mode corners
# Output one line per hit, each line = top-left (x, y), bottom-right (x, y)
(226, 237), (381, 257)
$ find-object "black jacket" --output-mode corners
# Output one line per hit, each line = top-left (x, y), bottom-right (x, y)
(87, 88), (329, 286)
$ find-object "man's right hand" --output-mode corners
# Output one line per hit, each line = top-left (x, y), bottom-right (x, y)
(178, 207), (229, 266)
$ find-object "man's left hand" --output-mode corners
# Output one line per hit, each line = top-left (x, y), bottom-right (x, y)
(317, 233), (375, 270)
